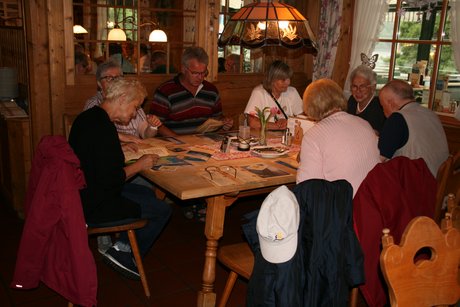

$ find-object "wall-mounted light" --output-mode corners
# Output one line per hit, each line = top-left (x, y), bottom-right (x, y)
(73, 25), (88, 34)
(218, 0), (317, 54)
(149, 29), (168, 42)
(107, 27), (127, 41)
(107, 16), (167, 42)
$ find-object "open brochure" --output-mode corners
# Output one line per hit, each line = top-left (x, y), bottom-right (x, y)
(124, 146), (169, 162)
(195, 118), (224, 134)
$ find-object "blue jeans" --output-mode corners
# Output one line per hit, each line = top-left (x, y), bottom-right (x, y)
(119, 183), (172, 257)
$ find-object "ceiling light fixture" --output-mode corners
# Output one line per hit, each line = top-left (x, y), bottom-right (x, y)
(218, 0), (317, 54)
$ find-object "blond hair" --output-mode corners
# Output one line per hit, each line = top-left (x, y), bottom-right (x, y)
(303, 79), (347, 121)
(263, 60), (293, 91)
(105, 78), (147, 105)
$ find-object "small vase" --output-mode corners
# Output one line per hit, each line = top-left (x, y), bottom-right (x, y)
(259, 121), (267, 146)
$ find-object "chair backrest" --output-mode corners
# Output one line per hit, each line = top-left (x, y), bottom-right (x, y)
(447, 150), (460, 198)
(380, 216), (460, 307)
(63, 113), (78, 139)
(443, 191), (460, 231)
(353, 156), (437, 307)
(434, 154), (454, 224)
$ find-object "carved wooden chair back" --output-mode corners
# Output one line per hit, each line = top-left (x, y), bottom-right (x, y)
(380, 216), (460, 306)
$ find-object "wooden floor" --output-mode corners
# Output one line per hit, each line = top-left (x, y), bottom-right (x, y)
(0, 195), (264, 307)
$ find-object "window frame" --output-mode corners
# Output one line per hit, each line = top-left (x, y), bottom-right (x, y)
(376, 0), (456, 113)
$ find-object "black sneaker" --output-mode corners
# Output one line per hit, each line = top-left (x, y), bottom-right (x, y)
(103, 246), (140, 280)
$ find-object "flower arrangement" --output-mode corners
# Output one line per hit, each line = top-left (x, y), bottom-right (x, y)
(253, 106), (279, 126)
(252, 106), (279, 145)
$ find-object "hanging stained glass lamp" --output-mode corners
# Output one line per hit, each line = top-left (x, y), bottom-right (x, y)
(218, 0), (318, 54)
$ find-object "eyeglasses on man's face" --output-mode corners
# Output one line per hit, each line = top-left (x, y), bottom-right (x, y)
(100, 75), (123, 82)
(185, 66), (208, 77)
(351, 84), (372, 92)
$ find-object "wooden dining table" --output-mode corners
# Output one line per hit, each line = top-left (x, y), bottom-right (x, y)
(139, 132), (299, 307)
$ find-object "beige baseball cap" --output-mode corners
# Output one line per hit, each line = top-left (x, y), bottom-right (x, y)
(256, 185), (300, 263)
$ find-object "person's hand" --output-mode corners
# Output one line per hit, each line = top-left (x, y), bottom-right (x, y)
(136, 154), (159, 170)
(222, 116), (233, 131)
(146, 114), (162, 127)
(122, 142), (138, 153)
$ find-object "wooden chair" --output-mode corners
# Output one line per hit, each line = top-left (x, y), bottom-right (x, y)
(434, 154), (454, 224)
(217, 242), (360, 307)
(87, 219), (151, 298)
(380, 216), (460, 306)
(446, 151), (460, 199)
(68, 219), (151, 307)
(443, 190), (460, 231)
(216, 242), (254, 307)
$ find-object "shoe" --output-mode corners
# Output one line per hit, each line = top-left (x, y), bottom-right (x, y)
(196, 207), (206, 223)
(113, 240), (131, 253)
(183, 204), (206, 222)
(183, 205), (196, 219)
(103, 246), (140, 280)
(97, 235), (112, 255)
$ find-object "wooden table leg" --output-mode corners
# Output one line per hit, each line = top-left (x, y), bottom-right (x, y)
(197, 194), (238, 307)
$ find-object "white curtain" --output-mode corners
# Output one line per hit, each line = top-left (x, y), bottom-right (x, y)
(451, 0), (460, 73)
(93, 0), (107, 59)
(343, 0), (389, 97)
(313, 0), (343, 80)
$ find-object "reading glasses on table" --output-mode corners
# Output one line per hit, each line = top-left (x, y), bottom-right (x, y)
(205, 166), (237, 180)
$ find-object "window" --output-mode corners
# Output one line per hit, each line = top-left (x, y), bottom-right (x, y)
(72, 0), (197, 76)
(375, 0), (459, 114)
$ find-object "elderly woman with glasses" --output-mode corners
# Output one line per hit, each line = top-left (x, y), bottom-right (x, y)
(150, 46), (233, 135)
(244, 60), (304, 130)
(84, 60), (164, 142)
(297, 79), (380, 197)
(347, 65), (386, 134)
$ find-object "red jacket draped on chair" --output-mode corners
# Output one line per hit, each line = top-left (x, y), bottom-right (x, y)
(11, 135), (97, 307)
(353, 156), (436, 307)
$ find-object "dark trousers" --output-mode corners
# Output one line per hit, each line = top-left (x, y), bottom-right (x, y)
(119, 183), (172, 257)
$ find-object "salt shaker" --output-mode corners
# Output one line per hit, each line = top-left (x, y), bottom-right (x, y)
(282, 128), (292, 146)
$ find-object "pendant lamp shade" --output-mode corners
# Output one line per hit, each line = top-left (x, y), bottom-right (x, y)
(73, 25), (88, 34)
(218, 0), (317, 54)
(107, 28), (127, 41)
(148, 29), (168, 42)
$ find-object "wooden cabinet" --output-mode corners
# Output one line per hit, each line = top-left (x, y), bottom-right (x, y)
(0, 114), (31, 218)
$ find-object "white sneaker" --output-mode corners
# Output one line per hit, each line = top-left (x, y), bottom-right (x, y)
(113, 240), (132, 253)
(97, 235), (112, 255)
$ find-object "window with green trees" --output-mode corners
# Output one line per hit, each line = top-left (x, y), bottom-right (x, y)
(374, 0), (459, 114)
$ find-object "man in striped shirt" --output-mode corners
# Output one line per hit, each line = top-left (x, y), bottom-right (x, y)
(150, 47), (233, 135)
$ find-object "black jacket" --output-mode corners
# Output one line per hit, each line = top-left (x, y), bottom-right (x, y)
(245, 179), (365, 307)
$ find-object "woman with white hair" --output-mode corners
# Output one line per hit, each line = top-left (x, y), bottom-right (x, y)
(69, 78), (172, 279)
(347, 65), (386, 134)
